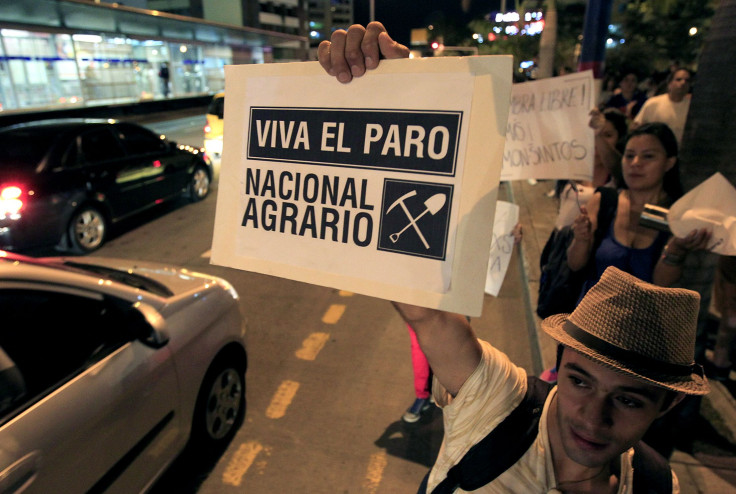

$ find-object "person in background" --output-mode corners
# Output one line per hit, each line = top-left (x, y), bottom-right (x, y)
(597, 74), (617, 109)
(567, 123), (709, 300)
(553, 108), (627, 231)
(158, 62), (170, 98)
(632, 68), (692, 146)
(604, 71), (648, 121)
(403, 324), (434, 423)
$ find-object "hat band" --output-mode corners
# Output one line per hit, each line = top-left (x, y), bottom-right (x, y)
(563, 320), (696, 378)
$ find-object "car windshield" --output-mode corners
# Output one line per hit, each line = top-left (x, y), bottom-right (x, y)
(0, 128), (59, 169)
(63, 261), (174, 297)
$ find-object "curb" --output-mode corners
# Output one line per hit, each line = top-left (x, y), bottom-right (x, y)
(505, 181), (545, 376)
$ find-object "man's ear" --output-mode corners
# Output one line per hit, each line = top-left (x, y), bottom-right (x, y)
(657, 392), (685, 418)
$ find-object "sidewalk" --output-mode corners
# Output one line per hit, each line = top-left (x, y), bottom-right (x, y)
(509, 179), (736, 493)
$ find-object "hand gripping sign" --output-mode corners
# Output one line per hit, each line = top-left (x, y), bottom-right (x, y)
(211, 57), (512, 316)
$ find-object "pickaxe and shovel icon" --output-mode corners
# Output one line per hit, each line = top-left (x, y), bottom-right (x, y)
(386, 190), (447, 249)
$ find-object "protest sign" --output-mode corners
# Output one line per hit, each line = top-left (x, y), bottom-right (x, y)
(211, 57), (512, 316)
(501, 71), (594, 182)
(484, 201), (520, 297)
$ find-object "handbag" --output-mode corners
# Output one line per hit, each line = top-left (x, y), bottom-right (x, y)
(536, 186), (618, 318)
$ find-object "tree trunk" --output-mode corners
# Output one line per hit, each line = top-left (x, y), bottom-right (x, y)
(537, 0), (557, 78)
(676, 0), (736, 360)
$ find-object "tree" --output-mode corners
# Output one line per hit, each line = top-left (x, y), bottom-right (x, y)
(676, 0), (736, 360)
(604, 0), (717, 78)
(537, 0), (557, 78)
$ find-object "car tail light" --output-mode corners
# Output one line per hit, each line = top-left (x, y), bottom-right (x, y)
(0, 185), (23, 220)
(204, 123), (212, 134)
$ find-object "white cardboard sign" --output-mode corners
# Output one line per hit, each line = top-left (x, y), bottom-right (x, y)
(501, 71), (594, 182)
(484, 201), (520, 297)
(211, 57), (512, 316)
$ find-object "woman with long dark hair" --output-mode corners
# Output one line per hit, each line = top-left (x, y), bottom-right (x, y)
(567, 122), (704, 298)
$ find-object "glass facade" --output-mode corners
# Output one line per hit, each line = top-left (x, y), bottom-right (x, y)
(0, 0), (306, 113)
(0, 28), (230, 112)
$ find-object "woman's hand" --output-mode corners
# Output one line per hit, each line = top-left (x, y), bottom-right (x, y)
(588, 108), (605, 132)
(668, 228), (712, 255)
(571, 206), (593, 242)
(317, 22), (410, 83)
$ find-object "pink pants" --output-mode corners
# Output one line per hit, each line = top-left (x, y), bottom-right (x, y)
(407, 324), (432, 399)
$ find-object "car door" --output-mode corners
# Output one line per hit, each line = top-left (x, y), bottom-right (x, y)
(75, 127), (151, 219)
(0, 286), (180, 494)
(114, 123), (190, 204)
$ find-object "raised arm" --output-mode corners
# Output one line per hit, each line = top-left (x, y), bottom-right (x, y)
(566, 192), (602, 272)
(319, 23), (479, 395)
(317, 21), (410, 83)
(393, 303), (482, 397)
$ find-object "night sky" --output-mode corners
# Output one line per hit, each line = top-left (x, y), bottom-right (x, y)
(352, 0), (503, 46)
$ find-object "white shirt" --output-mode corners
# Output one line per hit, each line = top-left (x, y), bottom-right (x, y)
(427, 340), (679, 493)
(634, 94), (691, 145)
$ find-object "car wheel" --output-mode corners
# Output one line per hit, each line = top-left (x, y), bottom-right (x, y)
(188, 165), (210, 202)
(68, 206), (107, 253)
(191, 356), (245, 452)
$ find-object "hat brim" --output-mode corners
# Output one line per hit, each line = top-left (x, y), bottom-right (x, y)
(542, 313), (710, 395)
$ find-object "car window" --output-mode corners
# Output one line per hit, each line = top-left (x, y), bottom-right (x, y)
(0, 129), (57, 167)
(0, 289), (133, 418)
(115, 124), (167, 155)
(208, 95), (224, 119)
(79, 128), (126, 164)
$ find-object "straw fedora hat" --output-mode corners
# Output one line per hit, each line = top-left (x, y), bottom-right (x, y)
(542, 266), (709, 395)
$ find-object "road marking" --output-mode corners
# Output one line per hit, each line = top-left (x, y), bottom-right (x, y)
(363, 451), (387, 493)
(201, 249), (211, 258)
(339, 290), (354, 297)
(265, 380), (300, 419)
(322, 304), (346, 324)
(222, 440), (264, 487)
(295, 332), (330, 361)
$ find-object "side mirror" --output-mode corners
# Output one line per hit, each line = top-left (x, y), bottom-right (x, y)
(131, 302), (170, 348)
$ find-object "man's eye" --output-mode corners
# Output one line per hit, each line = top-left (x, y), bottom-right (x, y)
(568, 376), (587, 387)
(617, 396), (643, 409)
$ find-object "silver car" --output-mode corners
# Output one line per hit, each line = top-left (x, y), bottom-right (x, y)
(0, 251), (247, 493)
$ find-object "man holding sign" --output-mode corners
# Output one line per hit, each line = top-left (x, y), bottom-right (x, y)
(320, 23), (706, 494)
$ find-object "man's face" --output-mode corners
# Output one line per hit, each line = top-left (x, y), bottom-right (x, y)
(553, 349), (679, 468)
(668, 70), (691, 101)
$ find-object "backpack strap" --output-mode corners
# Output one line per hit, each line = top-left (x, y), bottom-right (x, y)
(632, 441), (673, 494)
(428, 377), (553, 494)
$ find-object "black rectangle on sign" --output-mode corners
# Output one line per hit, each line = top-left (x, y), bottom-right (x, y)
(248, 107), (462, 176)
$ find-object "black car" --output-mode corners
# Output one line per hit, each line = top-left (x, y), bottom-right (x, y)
(0, 119), (212, 253)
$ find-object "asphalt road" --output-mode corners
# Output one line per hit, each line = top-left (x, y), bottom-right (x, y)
(86, 115), (539, 493)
